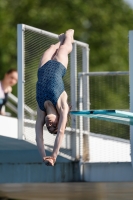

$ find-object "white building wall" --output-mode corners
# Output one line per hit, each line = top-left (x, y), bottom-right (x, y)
(0, 115), (18, 138)
(89, 133), (131, 162)
(0, 116), (131, 162)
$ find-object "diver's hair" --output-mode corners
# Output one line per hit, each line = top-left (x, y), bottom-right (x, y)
(48, 103), (72, 135)
(51, 132), (57, 135)
(6, 69), (17, 74)
(47, 127), (57, 135)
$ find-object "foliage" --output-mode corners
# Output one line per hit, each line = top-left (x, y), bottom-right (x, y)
(0, 0), (132, 80)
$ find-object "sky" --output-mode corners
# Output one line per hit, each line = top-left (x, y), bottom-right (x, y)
(125, 0), (133, 8)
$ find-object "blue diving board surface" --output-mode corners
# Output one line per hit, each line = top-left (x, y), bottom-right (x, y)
(70, 110), (133, 126)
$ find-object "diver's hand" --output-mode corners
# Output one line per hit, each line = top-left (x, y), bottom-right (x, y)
(43, 156), (56, 166)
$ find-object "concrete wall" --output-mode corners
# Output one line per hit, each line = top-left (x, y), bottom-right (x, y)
(0, 136), (80, 183)
(0, 135), (133, 183)
(0, 162), (80, 183)
(84, 162), (133, 182)
(1, 160), (133, 183)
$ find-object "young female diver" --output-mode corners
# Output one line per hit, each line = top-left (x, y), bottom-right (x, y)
(35, 29), (74, 166)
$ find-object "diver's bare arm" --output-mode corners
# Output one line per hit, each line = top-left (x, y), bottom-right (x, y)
(51, 108), (68, 159)
(35, 105), (46, 158)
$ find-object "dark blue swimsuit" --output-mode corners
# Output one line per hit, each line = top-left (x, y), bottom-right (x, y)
(36, 60), (66, 112)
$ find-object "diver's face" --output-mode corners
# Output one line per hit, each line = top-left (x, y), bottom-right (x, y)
(45, 114), (58, 134)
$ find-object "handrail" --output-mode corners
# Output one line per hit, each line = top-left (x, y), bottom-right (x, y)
(7, 93), (37, 117)
(6, 101), (17, 114)
(78, 71), (129, 77)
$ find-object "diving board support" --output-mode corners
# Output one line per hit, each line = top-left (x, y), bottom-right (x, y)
(70, 110), (133, 125)
(129, 30), (133, 167)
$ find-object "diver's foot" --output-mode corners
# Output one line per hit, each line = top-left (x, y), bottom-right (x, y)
(58, 33), (65, 45)
(65, 29), (74, 43)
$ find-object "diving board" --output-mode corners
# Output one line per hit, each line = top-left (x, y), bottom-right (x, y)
(70, 110), (133, 126)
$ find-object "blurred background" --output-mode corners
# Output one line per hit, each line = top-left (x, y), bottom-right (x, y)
(0, 0), (133, 85)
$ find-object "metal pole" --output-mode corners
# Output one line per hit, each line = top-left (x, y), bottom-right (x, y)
(24, 25), (88, 47)
(82, 45), (90, 129)
(70, 43), (78, 159)
(79, 75), (83, 180)
(78, 71), (129, 76)
(17, 24), (24, 139)
(82, 45), (90, 161)
(129, 30), (133, 167)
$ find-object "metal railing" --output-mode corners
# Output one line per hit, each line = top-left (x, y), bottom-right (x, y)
(6, 93), (36, 118)
(17, 24), (89, 160)
(78, 71), (129, 163)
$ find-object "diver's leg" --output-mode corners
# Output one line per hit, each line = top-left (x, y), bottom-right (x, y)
(39, 34), (65, 67)
(53, 29), (74, 68)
